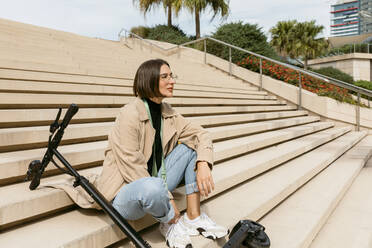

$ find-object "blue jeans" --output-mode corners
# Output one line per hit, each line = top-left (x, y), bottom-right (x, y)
(112, 144), (198, 223)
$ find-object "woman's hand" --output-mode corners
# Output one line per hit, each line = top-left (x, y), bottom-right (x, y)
(196, 161), (214, 197)
(168, 199), (181, 224)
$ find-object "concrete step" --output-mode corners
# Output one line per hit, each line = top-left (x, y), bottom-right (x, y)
(0, 58), (85, 75)
(1, 40), (250, 80)
(0, 68), (261, 95)
(0, 79), (270, 100)
(0, 20), (86, 37)
(0, 141), (107, 185)
(0, 166), (101, 230)
(13, 63), (246, 93)
(0, 127), (351, 247)
(259, 132), (370, 248)
(0, 122), (112, 152)
(0, 93), (284, 108)
(0, 33), (118, 54)
(309, 135), (372, 248)
(0, 57), (251, 89)
(0, 124), (344, 229)
(0, 68), (128, 86)
(0, 105), (297, 127)
(0, 55), (75, 68)
(0, 30), (62, 45)
(0, 115), (316, 152)
(0, 79), (134, 95)
(0, 33), (119, 51)
(0, 68), (129, 86)
(0, 58), (133, 79)
(0, 42), (122, 60)
(0, 117), (323, 184)
(116, 128), (361, 248)
(188, 110), (308, 127)
(0, 69), (262, 94)
(0, 32), (106, 50)
(0, 45), (75, 62)
(0, 36), (119, 53)
(213, 121), (333, 161)
(0, 19), (118, 44)
(208, 116), (319, 141)
(0, 29), (120, 46)
(0, 41), (115, 57)
(114, 128), (360, 248)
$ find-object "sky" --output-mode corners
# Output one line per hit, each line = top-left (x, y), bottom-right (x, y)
(0, 0), (335, 41)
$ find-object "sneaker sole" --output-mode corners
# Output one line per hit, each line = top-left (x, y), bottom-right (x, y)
(166, 240), (193, 248)
(197, 228), (229, 240)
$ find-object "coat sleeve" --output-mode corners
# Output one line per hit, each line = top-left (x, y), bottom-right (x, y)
(176, 114), (214, 170)
(110, 107), (151, 183)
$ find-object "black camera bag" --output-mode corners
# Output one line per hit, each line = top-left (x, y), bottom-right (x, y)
(223, 220), (270, 248)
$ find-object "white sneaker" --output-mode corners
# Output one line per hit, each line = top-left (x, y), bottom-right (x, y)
(181, 212), (229, 240)
(159, 222), (193, 248)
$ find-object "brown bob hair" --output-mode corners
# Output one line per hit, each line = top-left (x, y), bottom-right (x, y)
(133, 59), (170, 98)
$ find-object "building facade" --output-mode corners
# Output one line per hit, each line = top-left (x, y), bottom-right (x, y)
(360, 0), (372, 34)
(331, 0), (372, 37)
(331, 0), (360, 37)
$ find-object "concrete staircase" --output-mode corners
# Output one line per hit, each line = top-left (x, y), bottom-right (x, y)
(0, 18), (371, 248)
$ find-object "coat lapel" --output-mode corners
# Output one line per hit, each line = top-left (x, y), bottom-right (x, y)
(161, 102), (177, 154)
(135, 97), (177, 158)
(135, 98), (155, 162)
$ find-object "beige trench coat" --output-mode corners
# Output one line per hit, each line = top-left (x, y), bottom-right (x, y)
(48, 97), (213, 209)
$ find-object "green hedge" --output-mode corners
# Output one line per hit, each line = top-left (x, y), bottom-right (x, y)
(310, 67), (354, 84)
(353, 80), (372, 102)
(207, 22), (279, 63)
(130, 26), (151, 38)
(145, 25), (190, 45)
(130, 25), (190, 45)
(353, 80), (372, 91)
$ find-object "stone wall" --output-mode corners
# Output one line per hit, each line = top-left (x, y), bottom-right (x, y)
(308, 53), (372, 81)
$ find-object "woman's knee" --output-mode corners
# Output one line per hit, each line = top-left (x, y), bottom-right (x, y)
(113, 177), (169, 219)
(113, 177), (167, 204)
(141, 177), (168, 202)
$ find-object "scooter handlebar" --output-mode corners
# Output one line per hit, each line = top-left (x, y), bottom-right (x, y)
(60, 104), (79, 129)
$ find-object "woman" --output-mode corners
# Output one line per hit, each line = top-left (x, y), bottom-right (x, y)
(96, 59), (228, 248)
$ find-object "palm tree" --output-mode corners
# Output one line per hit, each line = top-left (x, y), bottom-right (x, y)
(270, 20), (329, 69)
(181, 0), (230, 39)
(270, 20), (297, 57)
(292, 21), (329, 69)
(134, 0), (181, 27)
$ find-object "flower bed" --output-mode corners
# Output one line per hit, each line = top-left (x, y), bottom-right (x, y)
(237, 55), (357, 104)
